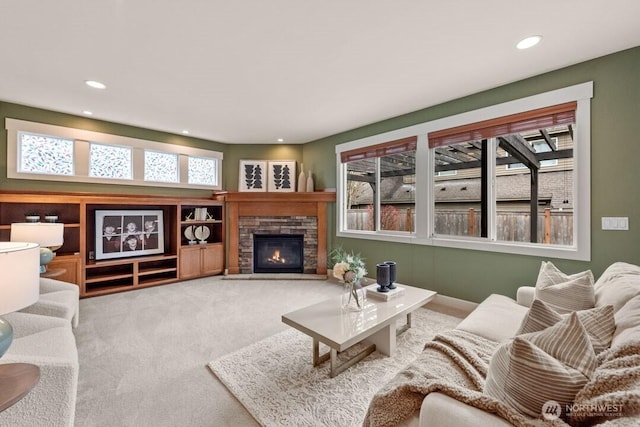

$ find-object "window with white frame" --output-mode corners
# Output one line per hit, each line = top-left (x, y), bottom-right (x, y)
(429, 103), (575, 245)
(6, 118), (223, 190)
(144, 150), (179, 183)
(336, 82), (592, 261)
(340, 136), (416, 233)
(188, 156), (218, 186)
(18, 132), (74, 176)
(89, 142), (132, 179)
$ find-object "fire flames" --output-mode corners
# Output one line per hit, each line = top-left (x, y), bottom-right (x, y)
(266, 249), (286, 264)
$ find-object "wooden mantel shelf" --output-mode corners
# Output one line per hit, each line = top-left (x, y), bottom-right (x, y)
(213, 191), (335, 203)
(213, 191), (336, 275)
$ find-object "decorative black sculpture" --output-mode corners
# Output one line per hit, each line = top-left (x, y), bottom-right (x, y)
(376, 263), (391, 293)
(384, 261), (397, 289)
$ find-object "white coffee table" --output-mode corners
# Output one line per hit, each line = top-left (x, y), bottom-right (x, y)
(281, 284), (436, 377)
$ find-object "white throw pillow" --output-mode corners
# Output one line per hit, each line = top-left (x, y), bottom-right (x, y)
(517, 299), (615, 355)
(534, 261), (595, 314)
(594, 262), (640, 313)
(611, 295), (640, 348)
(485, 313), (596, 418)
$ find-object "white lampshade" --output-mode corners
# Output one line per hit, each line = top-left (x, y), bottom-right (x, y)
(0, 242), (40, 316)
(11, 223), (64, 248)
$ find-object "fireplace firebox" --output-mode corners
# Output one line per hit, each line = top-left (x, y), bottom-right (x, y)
(253, 234), (304, 273)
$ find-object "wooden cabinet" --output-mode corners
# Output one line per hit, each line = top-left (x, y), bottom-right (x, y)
(179, 244), (223, 279)
(0, 192), (225, 298)
(178, 203), (224, 279)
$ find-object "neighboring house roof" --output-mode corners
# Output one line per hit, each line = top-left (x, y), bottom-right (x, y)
(351, 170), (572, 208)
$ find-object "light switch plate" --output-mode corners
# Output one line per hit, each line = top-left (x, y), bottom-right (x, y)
(602, 217), (629, 230)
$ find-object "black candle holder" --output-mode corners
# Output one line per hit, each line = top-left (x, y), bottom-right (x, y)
(376, 263), (391, 293)
(384, 261), (397, 289)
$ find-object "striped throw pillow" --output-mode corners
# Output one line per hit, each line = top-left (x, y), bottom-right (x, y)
(535, 261), (595, 314)
(517, 299), (615, 355)
(485, 313), (596, 418)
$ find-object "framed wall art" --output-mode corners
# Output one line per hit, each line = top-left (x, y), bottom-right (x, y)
(95, 209), (164, 260)
(238, 160), (267, 192)
(267, 160), (296, 192)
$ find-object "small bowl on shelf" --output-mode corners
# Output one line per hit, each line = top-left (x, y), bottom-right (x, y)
(44, 215), (59, 223)
(25, 214), (40, 223)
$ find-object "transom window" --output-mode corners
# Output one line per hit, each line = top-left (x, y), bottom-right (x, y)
(18, 132), (74, 175)
(188, 156), (218, 186)
(144, 150), (179, 183)
(89, 142), (132, 179)
(6, 118), (223, 190)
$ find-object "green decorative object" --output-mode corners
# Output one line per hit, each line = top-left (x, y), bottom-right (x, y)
(40, 248), (55, 274)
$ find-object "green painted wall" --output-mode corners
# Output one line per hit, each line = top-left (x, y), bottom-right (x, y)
(303, 46), (640, 302)
(225, 144), (303, 191)
(2, 46), (639, 303)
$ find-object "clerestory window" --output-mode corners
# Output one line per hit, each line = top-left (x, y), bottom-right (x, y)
(6, 118), (223, 190)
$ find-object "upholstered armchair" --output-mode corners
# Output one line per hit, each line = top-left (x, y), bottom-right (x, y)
(19, 278), (79, 328)
(0, 311), (78, 427)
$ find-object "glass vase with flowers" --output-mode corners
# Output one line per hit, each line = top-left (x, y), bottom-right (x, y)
(331, 247), (367, 311)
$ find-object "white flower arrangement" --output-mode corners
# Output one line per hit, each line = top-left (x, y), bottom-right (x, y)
(330, 247), (367, 284)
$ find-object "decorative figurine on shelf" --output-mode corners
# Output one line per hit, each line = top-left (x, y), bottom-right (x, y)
(297, 164), (306, 192)
(306, 171), (314, 192)
(184, 211), (194, 221)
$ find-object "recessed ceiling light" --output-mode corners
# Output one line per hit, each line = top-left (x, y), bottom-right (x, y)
(83, 110), (93, 115)
(277, 138), (284, 143)
(85, 80), (107, 89)
(516, 35), (542, 50)
(182, 130), (189, 135)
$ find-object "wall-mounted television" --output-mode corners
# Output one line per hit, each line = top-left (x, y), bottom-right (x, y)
(95, 210), (164, 260)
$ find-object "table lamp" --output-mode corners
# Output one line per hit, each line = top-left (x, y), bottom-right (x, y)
(0, 242), (40, 357)
(11, 223), (64, 273)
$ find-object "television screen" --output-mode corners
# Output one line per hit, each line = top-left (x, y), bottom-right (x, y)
(95, 210), (164, 260)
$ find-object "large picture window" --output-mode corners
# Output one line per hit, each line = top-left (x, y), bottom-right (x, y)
(430, 102), (576, 245)
(336, 82), (592, 261)
(6, 118), (223, 190)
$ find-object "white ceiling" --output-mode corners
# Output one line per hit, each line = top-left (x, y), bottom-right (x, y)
(1, 1), (639, 144)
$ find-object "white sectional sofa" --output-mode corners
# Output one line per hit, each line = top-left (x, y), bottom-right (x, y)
(366, 262), (640, 427)
(0, 278), (80, 427)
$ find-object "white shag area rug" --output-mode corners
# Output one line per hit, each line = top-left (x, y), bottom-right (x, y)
(208, 308), (461, 427)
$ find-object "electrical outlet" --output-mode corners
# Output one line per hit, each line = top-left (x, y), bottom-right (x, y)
(601, 217), (629, 230)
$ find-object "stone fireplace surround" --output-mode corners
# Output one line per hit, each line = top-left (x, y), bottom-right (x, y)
(241, 217), (316, 274)
(214, 191), (336, 275)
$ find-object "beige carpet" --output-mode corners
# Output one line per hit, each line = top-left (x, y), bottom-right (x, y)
(208, 308), (461, 427)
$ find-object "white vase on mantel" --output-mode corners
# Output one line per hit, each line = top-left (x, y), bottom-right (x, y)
(306, 171), (314, 192)
(297, 164), (306, 192)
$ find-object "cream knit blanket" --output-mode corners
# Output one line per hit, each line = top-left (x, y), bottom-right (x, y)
(363, 330), (640, 427)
